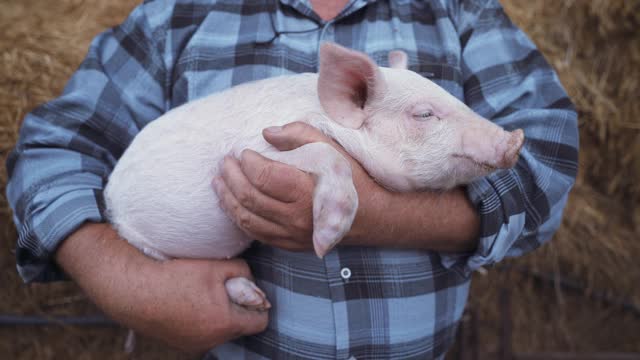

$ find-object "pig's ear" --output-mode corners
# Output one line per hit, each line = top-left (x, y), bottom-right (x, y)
(318, 42), (384, 129)
(388, 50), (408, 70)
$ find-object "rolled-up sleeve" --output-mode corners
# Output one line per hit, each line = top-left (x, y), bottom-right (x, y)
(440, 0), (579, 275)
(5, 4), (168, 282)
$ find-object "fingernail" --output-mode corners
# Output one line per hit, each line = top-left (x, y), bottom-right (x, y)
(265, 126), (283, 133)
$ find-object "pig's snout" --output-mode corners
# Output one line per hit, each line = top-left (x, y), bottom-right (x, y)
(498, 129), (524, 169)
(459, 125), (525, 171)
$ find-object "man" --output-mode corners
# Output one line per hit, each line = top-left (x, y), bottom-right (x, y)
(6, 0), (578, 358)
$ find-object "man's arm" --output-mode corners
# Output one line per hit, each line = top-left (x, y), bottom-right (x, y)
(347, 186), (480, 252)
(259, 124), (481, 252)
(57, 223), (267, 352)
(213, 122), (480, 253)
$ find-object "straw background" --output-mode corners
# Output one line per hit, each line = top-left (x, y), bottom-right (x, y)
(1, 0), (639, 358)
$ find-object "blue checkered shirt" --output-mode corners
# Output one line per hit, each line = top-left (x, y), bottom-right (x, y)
(6, 0), (578, 358)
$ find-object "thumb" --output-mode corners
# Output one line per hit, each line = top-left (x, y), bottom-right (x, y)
(232, 302), (269, 335)
(262, 121), (330, 151)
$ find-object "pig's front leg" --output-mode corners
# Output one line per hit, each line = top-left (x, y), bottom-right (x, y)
(262, 142), (359, 257)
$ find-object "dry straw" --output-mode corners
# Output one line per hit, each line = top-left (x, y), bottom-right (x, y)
(0, 0), (638, 357)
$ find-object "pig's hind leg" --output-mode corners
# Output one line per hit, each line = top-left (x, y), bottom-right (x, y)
(139, 245), (270, 311)
(262, 142), (358, 258)
(225, 277), (271, 311)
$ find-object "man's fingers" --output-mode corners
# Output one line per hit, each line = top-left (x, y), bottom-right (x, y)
(262, 121), (333, 151)
(219, 155), (289, 220)
(212, 176), (290, 241)
(231, 303), (269, 335)
(239, 150), (314, 203)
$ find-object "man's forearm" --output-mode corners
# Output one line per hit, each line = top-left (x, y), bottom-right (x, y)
(346, 187), (480, 252)
(55, 223), (157, 325)
(55, 223), (269, 352)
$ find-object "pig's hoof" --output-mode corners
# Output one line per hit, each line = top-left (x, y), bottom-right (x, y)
(312, 184), (359, 258)
(225, 277), (271, 312)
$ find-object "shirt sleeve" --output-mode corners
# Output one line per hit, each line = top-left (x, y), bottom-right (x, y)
(5, 3), (169, 283)
(439, 0), (579, 276)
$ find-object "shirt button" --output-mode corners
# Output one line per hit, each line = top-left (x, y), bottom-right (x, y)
(340, 267), (352, 280)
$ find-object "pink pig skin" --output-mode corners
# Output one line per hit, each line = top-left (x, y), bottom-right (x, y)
(104, 43), (524, 310)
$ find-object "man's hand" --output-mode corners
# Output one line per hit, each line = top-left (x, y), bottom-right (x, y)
(213, 122), (386, 252)
(56, 223), (268, 353)
(215, 121), (480, 253)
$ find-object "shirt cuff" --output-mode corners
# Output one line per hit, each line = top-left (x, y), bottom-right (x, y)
(15, 189), (106, 283)
(439, 175), (525, 277)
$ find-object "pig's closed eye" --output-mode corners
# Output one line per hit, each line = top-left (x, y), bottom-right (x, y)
(413, 111), (440, 121)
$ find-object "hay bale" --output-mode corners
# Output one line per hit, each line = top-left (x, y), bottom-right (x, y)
(0, 0), (638, 357)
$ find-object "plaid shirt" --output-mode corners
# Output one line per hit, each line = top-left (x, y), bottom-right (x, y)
(6, 0), (578, 358)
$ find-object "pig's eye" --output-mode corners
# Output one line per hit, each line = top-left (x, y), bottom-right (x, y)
(413, 111), (439, 121)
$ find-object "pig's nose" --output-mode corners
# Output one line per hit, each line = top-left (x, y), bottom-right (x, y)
(499, 129), (524, 168)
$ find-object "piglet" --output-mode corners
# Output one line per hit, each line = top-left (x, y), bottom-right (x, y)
(104, 43), (524, 311)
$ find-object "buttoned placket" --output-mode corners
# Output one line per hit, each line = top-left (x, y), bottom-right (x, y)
(322, 250), (353, 359)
